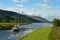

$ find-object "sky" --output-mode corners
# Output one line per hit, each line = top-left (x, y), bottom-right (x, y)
(0, 0), (60, 21)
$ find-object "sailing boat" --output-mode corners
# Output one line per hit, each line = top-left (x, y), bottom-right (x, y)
(12, 24), (20, 34)
(12, 10), (20, 35)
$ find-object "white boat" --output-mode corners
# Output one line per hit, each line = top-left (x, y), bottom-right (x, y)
(12, 24), (20, 33)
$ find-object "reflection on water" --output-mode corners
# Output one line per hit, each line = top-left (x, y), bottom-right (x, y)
(0, 23), (52, 40)
(20, 23), (52, 28)
(0, 29), (35, 40)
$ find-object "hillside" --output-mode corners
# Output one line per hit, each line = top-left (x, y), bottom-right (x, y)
(27, 15), (50, 23)
(0, 9), (50, 23)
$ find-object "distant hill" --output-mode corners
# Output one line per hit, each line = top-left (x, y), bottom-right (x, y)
(26, 15), (50, 23)
(0, 9), (50, 23)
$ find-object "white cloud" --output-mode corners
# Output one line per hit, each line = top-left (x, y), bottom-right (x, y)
(36, 3), (41, 7)
(8, 8), (35, 15)
(21, 0), (27, 2)
(35, 12), (60, 21)
(5, 7), (60, 21)
(16, 4), (24, 7)
(13, 0), (20, 2)
(55, 6), (60, 10)
(0, 3), (2, 5)
(30, 8), (35, 11)
(36, 3), (53, 10)
(0, 3), (3, 9)
(6, 7), (25, 14)
(43, 0), (49, 3)
(36, 3), (60, 10)
(42, 4), (52, 10)
(25, 8), (36, 15)
(6, 7), (18, 12)
(18, 8), (25, 14)
(35, 12), (49, 18)
(34, 12), (58, 18)
(13, 0), (27, 2)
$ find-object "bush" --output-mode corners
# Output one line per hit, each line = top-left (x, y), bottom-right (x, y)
(53, 18), (60, 26)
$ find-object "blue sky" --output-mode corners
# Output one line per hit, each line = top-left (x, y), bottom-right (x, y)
(0, 0), (60, 21)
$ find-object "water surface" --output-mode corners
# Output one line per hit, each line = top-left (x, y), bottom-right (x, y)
(0, 23), (52, 40)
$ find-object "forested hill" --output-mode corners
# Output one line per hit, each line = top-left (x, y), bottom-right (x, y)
(0, 9), (50, 23)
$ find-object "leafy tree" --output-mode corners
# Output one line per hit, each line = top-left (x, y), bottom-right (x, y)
(53, 18), (60, 26)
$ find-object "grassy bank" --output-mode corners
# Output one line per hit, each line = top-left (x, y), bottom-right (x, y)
(0, 23), (20, 30)
(0, 23), (32, 30)
(48, 27), (60, 40)
(21, 27), (52, 40)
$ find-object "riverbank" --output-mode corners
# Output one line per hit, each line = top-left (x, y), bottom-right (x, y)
(21, 27), (52, 40)
(0, 23), (19, 30)
(0, 23), (32, 30)
(48, 27), (60, 40)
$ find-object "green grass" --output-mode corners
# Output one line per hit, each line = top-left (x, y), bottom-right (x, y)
(48, 27), (60, 40)
(0, 22), (31, 30)
(21, 27), (52, 40)
(0, 23), (20, 30)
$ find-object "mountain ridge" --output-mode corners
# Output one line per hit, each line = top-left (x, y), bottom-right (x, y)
(0, 9), (50, 23)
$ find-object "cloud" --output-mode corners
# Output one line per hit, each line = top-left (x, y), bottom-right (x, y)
(36, 3), (60, 10)
(6, 8), (35, 15)
(35, 12), (49, 18)
(6, 7), (25, 14)
(0, 3), (2, 5)
(6, 7), (18, 12)
(36, 3), (53, 10)
(20, 0), (27, 2)
(6, 7), (60, 21)
(13, 0), (27, 2)
(43, 0), (49, 3)
(55, 6), (60, 10)
(13, 0), (20, 2)
(34, 12), (60, 21)
(16, 4), (24, 7)
(35, 3), (41, 6)
(0, 3), (3, 9)
(42, 4), (52, 10)
(25, 8), (36, 15)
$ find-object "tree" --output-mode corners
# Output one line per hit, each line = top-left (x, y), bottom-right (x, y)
(53, 18), (60, 26)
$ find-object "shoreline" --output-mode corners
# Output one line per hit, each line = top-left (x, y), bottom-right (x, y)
(0, 23), (31, 30)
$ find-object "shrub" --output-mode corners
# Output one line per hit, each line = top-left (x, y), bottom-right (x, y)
(53, 18), (60, 26)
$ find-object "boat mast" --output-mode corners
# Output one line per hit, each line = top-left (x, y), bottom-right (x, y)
(16, 9), (19, 24)
(17, 9), (19, 23)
